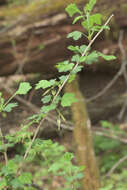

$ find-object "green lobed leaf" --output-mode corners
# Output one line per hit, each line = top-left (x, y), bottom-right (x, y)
(85, 51), (99, 64)
(98, 52), (116, 61)
(61, 93), (77, 107)
(41, 95), (52, 103)
(65, 3), (81, 17)
(41, 103), (57, 113)
(35, 79), (56, 89)
(1, 160), (18, 175)
(79, 45), (88, 54)
(71, 54), (80, 62)
(3, 103), (18, 112)
(56, 61), (74, 72)
(80, 55), (87, 63)
(82, 13), (102, 30)
(18, 172), (33, 185)
(67, 31), (83, 40)
(88, 13), (102, 28)
(71, 65), (83, 74)
(63, 152), (74, 161)
(59, 75), (68, 82)
(91, 25), (110, 32)
(73, 15), (84, 24)
(84, 0), (96, 13)
(39, 44), (45, 50)
(10, 178), (23, 189)
(101, 120), (113, 129)
(81, 20), (89, 30)
(67, 45), (80, 53)
(68, 74), (76, 83)
(16, 82), (32, 95)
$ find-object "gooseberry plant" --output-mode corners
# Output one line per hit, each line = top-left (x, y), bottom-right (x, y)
(0, 0), (116, 189)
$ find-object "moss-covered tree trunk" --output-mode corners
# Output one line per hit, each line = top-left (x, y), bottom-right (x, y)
(65, 77), (100, 190)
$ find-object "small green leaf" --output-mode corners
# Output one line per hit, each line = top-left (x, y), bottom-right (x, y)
(71, 54), (80, 62)
(98, 52), (116, 61)
(56, 61), (74, 72)
(68, 74), (76, 83)
(102, 25), (110, 30)
(84, 0), (96, 13)
(39, 44), (44, 50)
(59, 75), (68, 82)
(72, 65), (83, 74)
(61, 93), (77, 107)
(18, 172), (33, 185)
(101, 120), (113, 129)
(3, 103), (18, 112)
(79, 56), (87, 63)
(90, 13), (102, 26)
(73, 15), (83, 24)
(67, 45), (80, 53)
(41, 95), (52, 103)
(85, 51), (99, 64)
(65, 3), (81, 17)
(35, 79), (56, 89)
(67, 31), (83, 40)
(79, 45), (88, 54)
(63, 152), (74, 161)
(1, 160), (18, 175)
(16, 82), (32, 95)
(91, 25), (110, 32)
(48, 162), (61, 172)
(83, 14), (102, 30)
(81, 20), (89, 30)
(11, 178), (23, 189)
(41, 103), (57, 113)
(27, 114), (40, 121)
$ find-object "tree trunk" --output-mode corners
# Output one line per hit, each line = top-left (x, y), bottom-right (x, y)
(65, 77), (100, 190)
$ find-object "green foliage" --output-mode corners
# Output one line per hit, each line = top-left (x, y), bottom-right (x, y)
(61, 93), (77, 107)
(35, 79), (56, 89)
(56, 60), (74, 72)
(84, 0), (96, 13)
(65, 3), (82, 17)
(3, 103), (18, 112)
(85, 51), (99, 64)
(0, 135), (84, 190)
(7, 0), (31, 6)
(0, 0), (116, 189)
(67, 31), (83, 41)
(94, 121), (127, 174)
(16, 82), (32, 95)
(98, 53), (116, 61)
(100, 170), (127, 190)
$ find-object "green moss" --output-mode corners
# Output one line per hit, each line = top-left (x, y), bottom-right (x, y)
(121, 4), (127, 13)
(0, 0), (84, 20)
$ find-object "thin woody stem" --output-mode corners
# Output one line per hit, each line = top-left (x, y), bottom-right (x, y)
(54, 14), (113, 100)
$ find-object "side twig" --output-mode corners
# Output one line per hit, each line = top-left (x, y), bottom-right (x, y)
(0, 128), (8, 165)
(105, 154), (127, 177)
(87, 30), (127, 103)
(118, 30), (127, 120)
